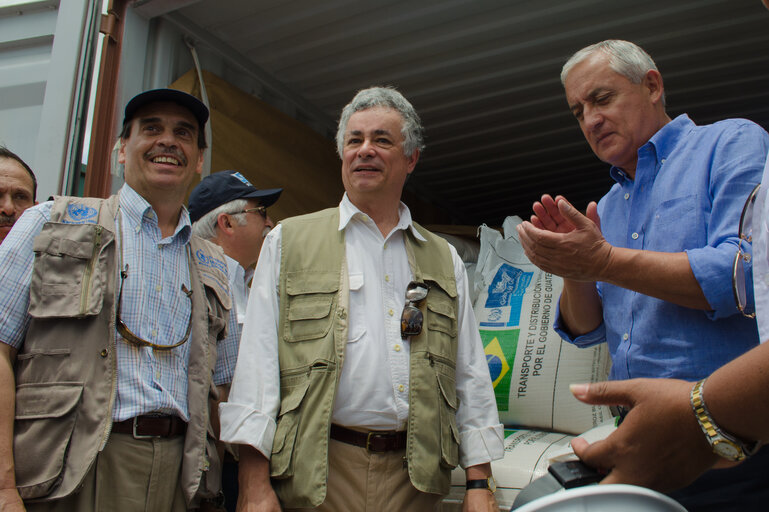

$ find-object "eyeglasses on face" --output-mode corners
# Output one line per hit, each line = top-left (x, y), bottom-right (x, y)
(401, 281), (429, 340)
(240, 206), (267, 218)
(732, 183), (761, 319)
(116, 264), (194, 350)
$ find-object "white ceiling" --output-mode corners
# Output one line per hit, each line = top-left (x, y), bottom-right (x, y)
(143, 0), (769, 225)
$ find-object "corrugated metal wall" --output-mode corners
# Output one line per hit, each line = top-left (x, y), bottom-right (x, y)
(151, 0), (769, 225)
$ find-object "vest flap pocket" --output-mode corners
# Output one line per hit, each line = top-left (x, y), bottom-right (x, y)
(15, 382), (83, 420)
(436, 373), (460, 469)
(277, 378), (311, 418)
(271, 378), (310, 478)
(30, 223), (113, 319)
(426, 289), (458, 337)
(286, 271), (340, 295)
(422, 274), (457, 298)
(288, 298), (333, 321)
(285, 274), (337, 342)
(14, 382), (83, 500)
(436, 372), (458, 411)
(33, 235), (94, 259)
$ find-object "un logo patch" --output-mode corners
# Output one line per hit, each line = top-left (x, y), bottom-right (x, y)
(63, 204), (98, 224)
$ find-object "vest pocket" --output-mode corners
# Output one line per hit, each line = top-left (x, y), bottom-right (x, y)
(436, 370), (460, 469)
(285, 272), (339, 342)
(14, 382), (83, 499)
(271, 377), (311, 478)
(426, 286), (458, 338)
(29, 223), (112, 319)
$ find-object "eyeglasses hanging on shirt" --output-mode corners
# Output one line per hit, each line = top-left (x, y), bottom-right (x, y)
(732, 183), (761, 318)
(116, 263), (194, 350)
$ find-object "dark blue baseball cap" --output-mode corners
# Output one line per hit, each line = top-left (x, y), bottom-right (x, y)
(123, 88), (209, 129)
(188, 170), (283, 223)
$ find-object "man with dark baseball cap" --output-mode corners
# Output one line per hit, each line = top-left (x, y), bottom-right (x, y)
(0, 88), (239, 512)
(190, 170), (281, 511)
(190, 170), (281, 327)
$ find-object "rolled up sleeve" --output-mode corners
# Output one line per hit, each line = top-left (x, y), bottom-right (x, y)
(219, 226), (282, 458)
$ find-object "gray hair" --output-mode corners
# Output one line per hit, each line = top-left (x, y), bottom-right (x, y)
(335, 86), (425, 158)
(561, 40), (665, 105)
(191, 198), (248, 240)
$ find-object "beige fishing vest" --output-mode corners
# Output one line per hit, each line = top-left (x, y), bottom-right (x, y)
(271, 207), (460, 508)
(13, 195), (232, 508)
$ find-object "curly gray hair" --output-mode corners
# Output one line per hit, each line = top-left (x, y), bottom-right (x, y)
(335, 86), (425, 158)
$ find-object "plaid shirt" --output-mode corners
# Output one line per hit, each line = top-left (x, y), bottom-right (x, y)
(0, 184), (239, 421)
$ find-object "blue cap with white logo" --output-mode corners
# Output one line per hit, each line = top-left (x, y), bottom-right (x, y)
(188, 170), (282, 222)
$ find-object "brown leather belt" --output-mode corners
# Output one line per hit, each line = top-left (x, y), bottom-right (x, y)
(112, 415), (187, 438)
(330, 424), (407, 452)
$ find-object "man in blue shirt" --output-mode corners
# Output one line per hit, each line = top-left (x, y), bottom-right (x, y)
(517, 40), (769, 510)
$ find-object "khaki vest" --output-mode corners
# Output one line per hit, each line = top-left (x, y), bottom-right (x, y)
(13, 195), (232, 507)
(271, 208), (460, 508)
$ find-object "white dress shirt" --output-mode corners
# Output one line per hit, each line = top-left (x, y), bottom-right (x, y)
(753, 152), (769, 344)
(224, 254), (249, 329)
(220, 195), (504, 468)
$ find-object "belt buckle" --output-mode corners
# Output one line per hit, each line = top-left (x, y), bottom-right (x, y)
(366, 431), (378, 452)
(132, 416), (160, 439)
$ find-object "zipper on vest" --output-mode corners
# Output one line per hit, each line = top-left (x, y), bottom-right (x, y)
(99, 344), (118, 450)
(80, 225), (103, 316)
(425, 351), (455, 369)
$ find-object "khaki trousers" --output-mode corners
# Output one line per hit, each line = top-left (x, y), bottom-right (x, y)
(26, 432), (187, 512)
(286, 438), (442, 512)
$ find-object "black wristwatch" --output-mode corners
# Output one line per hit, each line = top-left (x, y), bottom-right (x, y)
(466, 476), (496, 492)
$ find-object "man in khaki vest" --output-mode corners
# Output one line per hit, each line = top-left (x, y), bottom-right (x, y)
(0, 89), (239, 511)
(220, 87), (504, 512)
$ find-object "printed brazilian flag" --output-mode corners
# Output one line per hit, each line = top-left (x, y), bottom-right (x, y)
(481, 329), (518, 412)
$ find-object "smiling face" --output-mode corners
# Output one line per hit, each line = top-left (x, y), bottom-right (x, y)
(564, 53), (667, 177)
(119, 101), (204, 203)
(340, 107), (419, 209)
(0, 157), (36, 242)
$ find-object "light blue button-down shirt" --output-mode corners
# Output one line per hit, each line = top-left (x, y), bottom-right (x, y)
(554, 115), (769, 381)
(0, 184), (239, 421)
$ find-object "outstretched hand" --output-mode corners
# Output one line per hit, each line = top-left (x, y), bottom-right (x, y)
(517, 195), (610, 282)
(569, 379), (721, 493)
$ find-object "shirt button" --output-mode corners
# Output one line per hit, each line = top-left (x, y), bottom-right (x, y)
(623, 333), (629, 341)
(151, 329), (158, 337)
(398, 384), (405, 392)
(385, 275), (390, 282)
(384, 243), (388, 249)
(661, 158), (666, 164)
(388, 309), (394, 316)
(394, 344), (401, 352)
(631, 232), (639, 240)
(155, 284), (162, 292)
(624, 193), (630, 200)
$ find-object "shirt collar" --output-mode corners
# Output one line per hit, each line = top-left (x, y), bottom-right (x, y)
(118, 183), (191, 243)
(224, 253), (245, 283)
(338, 193), (427, 242)
(609, 114), (695, 185)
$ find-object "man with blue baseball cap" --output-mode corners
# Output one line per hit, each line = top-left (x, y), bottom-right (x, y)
(0, 88), (240, 512)
(190, 170), (282, 330)
(189, 170), (281, 512)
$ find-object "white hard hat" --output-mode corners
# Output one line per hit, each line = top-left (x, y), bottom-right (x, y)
(513, 484), (687, 512)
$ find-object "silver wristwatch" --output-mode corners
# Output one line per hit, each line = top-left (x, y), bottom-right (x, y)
(689, 379), (759, 461)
